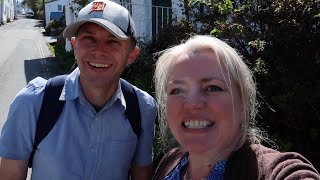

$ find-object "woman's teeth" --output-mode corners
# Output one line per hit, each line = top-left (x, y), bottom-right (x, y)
(183, 120), (213, 129)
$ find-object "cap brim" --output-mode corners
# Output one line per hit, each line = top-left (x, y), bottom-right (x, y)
(63, 18), (130, 39)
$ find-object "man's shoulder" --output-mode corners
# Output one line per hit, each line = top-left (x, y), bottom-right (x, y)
(131, 84), (157, 109)
(15, 77), (47, 101)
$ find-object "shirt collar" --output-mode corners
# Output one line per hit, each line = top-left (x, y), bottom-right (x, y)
(59, 68), (80, 101)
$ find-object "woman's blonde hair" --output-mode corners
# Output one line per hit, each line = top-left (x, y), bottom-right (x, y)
(154, 35), (266, 151)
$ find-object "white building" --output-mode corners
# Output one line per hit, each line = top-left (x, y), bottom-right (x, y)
(0, 0), (15, 24)
(64, 0), (184, 51)
(119, 0), (183, 40)
(44, 0), (68, 27)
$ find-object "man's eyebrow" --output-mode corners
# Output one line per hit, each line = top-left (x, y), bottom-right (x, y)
(78, 30), (119, 40)
(77, 29), (93, 35)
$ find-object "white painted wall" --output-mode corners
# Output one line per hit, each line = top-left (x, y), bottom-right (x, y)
(8, 0), (14, 20)
(45, 0), (68, 27)
(1, 0), (15, 23)
(131, 0), (152, 40)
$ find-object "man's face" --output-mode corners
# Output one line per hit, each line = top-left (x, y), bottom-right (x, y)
(72, 22), (139, 88)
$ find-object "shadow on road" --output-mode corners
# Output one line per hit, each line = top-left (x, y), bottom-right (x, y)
(24, 57), (63, 83)
(34, 20), (44, 28)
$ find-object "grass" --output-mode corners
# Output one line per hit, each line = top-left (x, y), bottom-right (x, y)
(48, 43), (55, 55)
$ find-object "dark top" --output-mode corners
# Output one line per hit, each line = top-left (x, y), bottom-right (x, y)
(153, 143), (320, 180)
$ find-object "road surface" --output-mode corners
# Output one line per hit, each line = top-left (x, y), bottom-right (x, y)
(0, 15), (62, 179)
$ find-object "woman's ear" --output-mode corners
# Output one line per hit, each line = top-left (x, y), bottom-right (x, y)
(127, 46), (140, 65)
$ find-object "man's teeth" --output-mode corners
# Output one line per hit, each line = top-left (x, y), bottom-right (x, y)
(184, 120), (213, 129)
(89, 62), (111, 68)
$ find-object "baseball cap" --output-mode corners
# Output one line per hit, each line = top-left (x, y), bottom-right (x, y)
(63, 0), (136, 41)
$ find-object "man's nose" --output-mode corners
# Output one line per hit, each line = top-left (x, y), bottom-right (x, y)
(94, 42), (109, 55)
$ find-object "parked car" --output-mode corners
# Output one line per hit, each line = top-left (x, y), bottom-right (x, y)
(26, 11), (34, 18)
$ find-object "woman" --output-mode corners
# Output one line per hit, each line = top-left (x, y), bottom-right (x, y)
(153, 35), (320, 180)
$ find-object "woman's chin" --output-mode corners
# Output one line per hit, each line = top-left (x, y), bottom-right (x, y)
(182, 143), (212, 154)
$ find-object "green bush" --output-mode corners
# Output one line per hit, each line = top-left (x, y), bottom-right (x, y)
(122, 20), (194, 95)
(122, 21), (195, 167)
(53, 33), (75, 73)
(45, 16), (66, 36)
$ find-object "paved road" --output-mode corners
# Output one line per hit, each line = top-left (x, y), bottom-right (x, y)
(0, 15), (62, 179)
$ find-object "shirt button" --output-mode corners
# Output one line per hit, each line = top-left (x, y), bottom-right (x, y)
(91, 148), (95, 152)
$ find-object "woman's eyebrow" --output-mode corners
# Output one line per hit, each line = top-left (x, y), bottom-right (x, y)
(202, 77), (225, 83)
(168, 79), (185, 85)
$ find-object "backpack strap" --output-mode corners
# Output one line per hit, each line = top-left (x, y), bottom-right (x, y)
(28, 75), (67, 168)
(120, 78), (141, 138)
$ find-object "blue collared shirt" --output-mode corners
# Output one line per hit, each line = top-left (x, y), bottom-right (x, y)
(0, 68), (157, 180)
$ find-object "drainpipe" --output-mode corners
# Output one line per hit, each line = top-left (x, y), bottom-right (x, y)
(43, 0), (46, 27)
(1, 0), (3, 24)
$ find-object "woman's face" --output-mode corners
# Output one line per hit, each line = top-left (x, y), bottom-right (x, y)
(166, 51), (243, 157)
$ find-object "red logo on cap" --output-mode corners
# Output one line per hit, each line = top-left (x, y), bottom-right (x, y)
(89, 2), (106, 14)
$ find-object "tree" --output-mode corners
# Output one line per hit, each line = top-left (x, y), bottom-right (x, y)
(139, 0), (320, 169)
(183, 0), (320, 169)
(26, 0), (43, 19)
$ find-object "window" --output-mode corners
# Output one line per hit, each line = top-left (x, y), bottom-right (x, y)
(120, 0), (132, 14)
(152, 0), (172, 36)
(58, 5), (62, 11)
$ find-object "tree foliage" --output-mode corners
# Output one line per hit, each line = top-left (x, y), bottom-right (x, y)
(26, 0), (44, 19)
(199, 0), (320, 169)
(189, 0), (320, 169)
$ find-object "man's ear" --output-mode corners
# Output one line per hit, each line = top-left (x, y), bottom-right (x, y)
(127, 46), (140, 65)
(71, 37), (76, 50)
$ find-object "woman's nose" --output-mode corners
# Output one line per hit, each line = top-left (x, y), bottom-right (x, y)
(184, 91), (206, 110)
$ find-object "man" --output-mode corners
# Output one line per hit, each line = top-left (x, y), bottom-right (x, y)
(0, 0), (157, 179)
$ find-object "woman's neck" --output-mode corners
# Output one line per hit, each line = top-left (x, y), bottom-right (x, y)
(186, 158), (214, 180)
(186, 149), (230, 180)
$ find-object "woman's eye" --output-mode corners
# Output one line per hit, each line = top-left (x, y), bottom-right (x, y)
(169, 88), (183, 95)
(206, 85), (222, 92)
